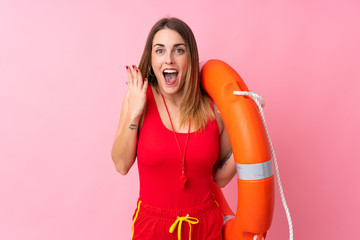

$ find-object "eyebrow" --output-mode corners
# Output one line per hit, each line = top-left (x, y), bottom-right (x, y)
(153, 43), (186, 48)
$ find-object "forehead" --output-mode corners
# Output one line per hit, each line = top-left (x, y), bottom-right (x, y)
(152, 28), (185, 46)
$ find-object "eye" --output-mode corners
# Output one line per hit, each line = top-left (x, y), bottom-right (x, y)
(174, 48), (185, 54)
(155, 49), (164, 54)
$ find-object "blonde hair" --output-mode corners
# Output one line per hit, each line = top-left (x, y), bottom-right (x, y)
(138, 17), (214, 131)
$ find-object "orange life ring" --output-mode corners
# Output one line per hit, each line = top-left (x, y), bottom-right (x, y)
(200, 59), (275, 240)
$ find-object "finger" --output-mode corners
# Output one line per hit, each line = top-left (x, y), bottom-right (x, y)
(137, 69), (144, 89)
(142, 78), (149, 94)
(135, 69), (140, 87)
(132, 65), (139, 86)
(126, 66), (134, 85)
(133, 65), (143, 88)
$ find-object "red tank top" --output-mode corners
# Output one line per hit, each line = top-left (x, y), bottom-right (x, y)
(137, 87), (219, 209)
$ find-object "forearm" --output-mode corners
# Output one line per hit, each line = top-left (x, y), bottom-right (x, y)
(111, 95), (142, 175)
(212, 102), (236, 187)
(111, 114), (139, 175)
(213, 152), (236, 188)
(112, 64), (148, 175)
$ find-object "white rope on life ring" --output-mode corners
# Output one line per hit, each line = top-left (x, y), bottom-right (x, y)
(233, 90), (294, 240)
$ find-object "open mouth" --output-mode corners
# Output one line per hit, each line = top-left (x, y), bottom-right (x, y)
(163, 69), (178, 85)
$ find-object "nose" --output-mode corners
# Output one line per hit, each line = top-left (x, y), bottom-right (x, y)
(165, 52), (174, 64)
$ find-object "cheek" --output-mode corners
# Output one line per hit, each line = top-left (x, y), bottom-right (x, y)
(151, 58), (161, 74)
(179, 57), (188, 72)
(151, 52), (162, 66)
(150, 55), (157, 68)
(151, 59), (163, 79)
(182, 61), (189, 76)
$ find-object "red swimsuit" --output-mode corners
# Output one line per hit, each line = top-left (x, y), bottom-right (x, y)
(132, 87), (223, 240)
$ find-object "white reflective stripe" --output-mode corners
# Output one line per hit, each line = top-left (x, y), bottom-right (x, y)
(236, 160), (273, 180)
(253, 236), (265, 240)
(223, 215), (235, 225)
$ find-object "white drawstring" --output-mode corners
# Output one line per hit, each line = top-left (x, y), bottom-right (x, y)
(233, 90), (294, 240)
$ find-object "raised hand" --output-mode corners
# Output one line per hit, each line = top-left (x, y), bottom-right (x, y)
(124, 65), (148, 123)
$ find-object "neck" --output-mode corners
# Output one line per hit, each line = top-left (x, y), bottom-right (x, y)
(160, 91), (191, 133)
(159, 90), (183, 108)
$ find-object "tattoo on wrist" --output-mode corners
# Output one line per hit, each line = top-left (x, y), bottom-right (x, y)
(129, 124), (137, 130)
(219, 150), (233, 169)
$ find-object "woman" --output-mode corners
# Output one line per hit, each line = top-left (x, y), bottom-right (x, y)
(112, 17), (236, 240)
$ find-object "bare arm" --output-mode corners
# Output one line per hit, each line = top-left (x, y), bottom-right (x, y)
(213, 104), (237, 188)
(111, 65), (148, 175)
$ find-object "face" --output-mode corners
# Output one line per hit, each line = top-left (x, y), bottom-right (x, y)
(151, 28), (188, 98)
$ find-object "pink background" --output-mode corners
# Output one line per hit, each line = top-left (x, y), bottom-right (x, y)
(1, 0), (359, 239)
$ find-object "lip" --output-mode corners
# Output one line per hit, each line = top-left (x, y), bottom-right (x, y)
(162, 68), (178, 73)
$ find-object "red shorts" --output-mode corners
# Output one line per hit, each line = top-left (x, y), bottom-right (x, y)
(131, 196), (223, 240)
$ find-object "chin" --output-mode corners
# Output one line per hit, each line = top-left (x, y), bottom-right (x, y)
(159, 80), (181, 93)
(162, 86), (180, 95)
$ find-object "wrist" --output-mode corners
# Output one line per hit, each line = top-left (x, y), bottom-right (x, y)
(129, 113), (141, 124)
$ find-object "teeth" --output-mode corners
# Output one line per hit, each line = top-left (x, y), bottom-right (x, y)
(163, 69), (177, 73)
